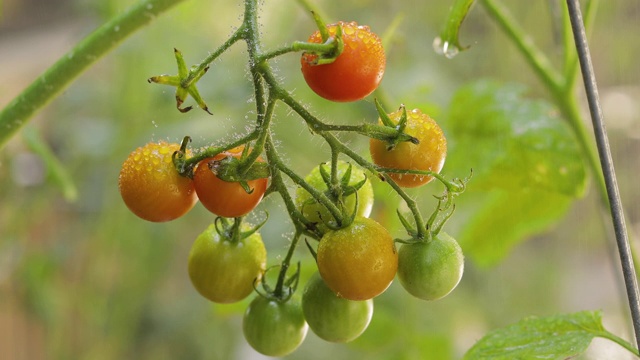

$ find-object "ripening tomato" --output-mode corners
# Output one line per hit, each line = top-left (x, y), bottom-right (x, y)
(295, 161), (374, 232)
(188, 222), (267, 304)
(397, 232), (464, 301)
(118, 141), (197, 222)
(243, 295), (308, 357)
(317, 217), (398, 300)
(301, 21), (386, 102)
(302, 272), (373, 343)
(370, 108), (447, 188)
(193, 147), (268, 218)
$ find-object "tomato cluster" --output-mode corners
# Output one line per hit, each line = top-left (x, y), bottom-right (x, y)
(118, 143), (268, 222)
(119, 12), (466, 357)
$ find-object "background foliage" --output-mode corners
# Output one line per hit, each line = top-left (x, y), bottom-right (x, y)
(0, 0), (639, 359)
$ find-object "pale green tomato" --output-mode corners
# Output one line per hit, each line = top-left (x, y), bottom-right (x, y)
(188, 223), (266, 304)
(295, 161), (374, 232)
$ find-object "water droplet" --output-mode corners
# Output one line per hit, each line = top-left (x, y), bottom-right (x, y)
(114, 25), (120, 32)
(432, 37), (460, 59)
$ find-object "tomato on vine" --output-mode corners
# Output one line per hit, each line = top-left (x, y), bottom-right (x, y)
(317, 217), (398, 301)
(370, 108), (447, 188)
(193, 146), (268, 218)
(302, 272), (373, 343)
(397, 232), (464, 301)
(301, 21), (386, 102)
(295, 160), (373, 232)
(188, 220), (267, 304)
(243, 295), (308, 357)
(118, 141), (198, 222)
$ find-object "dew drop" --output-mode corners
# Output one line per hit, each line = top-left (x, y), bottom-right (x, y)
(432, 37), (460, 59)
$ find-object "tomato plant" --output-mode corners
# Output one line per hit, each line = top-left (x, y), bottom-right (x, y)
(370, 108), (447, 188)
(295, 160), (373, 232)
(316, 217), (398, 301)
(397, 232), (464, 301)
(187, 219), (267, 304)
(8, 0), (633, 358)
(242, 295), (308, 357)
(193, 146), (268, 218)
(300, 21), (385, 102)
(118, 141), (197, 222)
(302, 272), (373, 343)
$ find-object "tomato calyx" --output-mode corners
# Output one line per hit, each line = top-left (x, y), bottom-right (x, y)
(395, 174), (470, 244)
(368, 101), (419, 151)
(254, 261), (301, 303)
(299, 161), (366, 233)
(148, 48), (212, 115)
(205, 155), (271, 194)
(298, 12), (345, 65)
(214, 214), (268, 244)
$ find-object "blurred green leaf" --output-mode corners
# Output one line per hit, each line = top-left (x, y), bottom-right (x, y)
(444, 80), (587, 266)
(463, 311), (638, 359)
(446, 80), (586, 197)
(458, 189), (572, 266)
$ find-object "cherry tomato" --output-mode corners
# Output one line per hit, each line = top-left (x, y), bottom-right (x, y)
(397, 232), (464, 301)
(193, 147), (268, 218)
(118, 141), (197, 222)
(301, 21), (386, 102)
(317, 217), (398, 300)
(242, 295), (308, 357)
(302, 272), (373, 343)
(188, 222), (267, 304)
(370, 108), (447, 188)
(295, 161), (373, 232)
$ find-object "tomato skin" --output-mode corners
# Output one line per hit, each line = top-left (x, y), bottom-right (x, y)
(302, 272), (373, 343)
(295, 161), (374, 232)
(317, 217), (398, 301)
(242, 295), (308, 357)
(370, 109), (447, 188)
(301, 21), (386, 102)
(397, 232), (464, 301)
(118, 141), (197, 222)
(193, 147), (268, 218)
(188, 223), (266, 304)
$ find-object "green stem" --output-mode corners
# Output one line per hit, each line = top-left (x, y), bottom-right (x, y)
(182, 28), (245, 88)
(480, 0), (564, 93)
(595, 331), (640, 357)
(480, 0), (607, 205)
(273, 231), (302, 299)
(381, 173), (428, 239)
(0, 0), (189, 149)
(265, 137), (321, 238)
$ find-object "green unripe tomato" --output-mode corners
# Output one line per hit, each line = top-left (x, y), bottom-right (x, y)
(242, 295), (308, 357)
(397, 232), (464, 301)
(295, 161), (374, 232)
(188, 223), (266, 304)
(302, 272), (373, 343)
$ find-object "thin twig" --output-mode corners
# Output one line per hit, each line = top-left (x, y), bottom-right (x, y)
(566, 0), (640, 349)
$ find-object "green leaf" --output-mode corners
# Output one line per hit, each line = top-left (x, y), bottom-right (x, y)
(444, 80), (587, 266)
(446, 80), (587, 198)
(458, 189), (572, 267)
(463, 311), (639, 360)
(434, 0), (475, 58)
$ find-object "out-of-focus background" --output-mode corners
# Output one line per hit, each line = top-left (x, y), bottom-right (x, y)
(1, 0), (639, 359)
